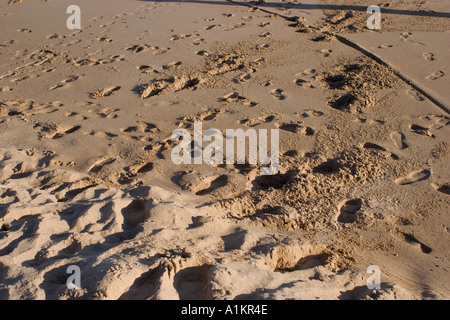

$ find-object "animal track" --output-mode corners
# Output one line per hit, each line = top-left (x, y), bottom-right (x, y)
(395, 169), (431, 185)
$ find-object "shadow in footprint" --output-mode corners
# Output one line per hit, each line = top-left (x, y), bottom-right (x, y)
(435, 184), (450, 195)
(195, 175), (228, 196)
(337, 199), (362, 224)
(121, 200), (149, 232)
(253, 170), (296, 190)
(221, 229), (247, 251)
(396, 169), (431, 185)
(174, 266), (212, 300)
(403, 233), (432, 254)
(119, 265), (165, 300)
(275, 253), (331, 272)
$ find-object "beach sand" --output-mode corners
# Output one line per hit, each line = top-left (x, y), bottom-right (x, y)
(0, 0), (449, 299)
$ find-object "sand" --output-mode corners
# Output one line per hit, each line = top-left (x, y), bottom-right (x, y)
(0, 0), (449, 300)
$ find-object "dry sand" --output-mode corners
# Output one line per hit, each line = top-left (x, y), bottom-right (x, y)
(0, 0), (449, 300)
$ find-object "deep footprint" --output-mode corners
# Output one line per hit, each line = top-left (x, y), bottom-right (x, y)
(396, 169), (431, 185)
(337, 199), (362, 224)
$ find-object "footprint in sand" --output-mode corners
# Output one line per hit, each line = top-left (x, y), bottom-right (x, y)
(162, 61), (182, 70)
(137, 65), (155, 74)
(337, 199), (362, 224)
(321, 49), (332, 57)
(297, 109), (324, 118)
(49, 75), (83, 90)
(426, 71), (445, 80)
(127, 161), (154, 175)
(406, 88), (425, 101)
(410, 124), (433, 137)
(97, 36), (112, 43)
(195, 50), (208, 56)
(48, 84), (65, 91)
(170, 34), (192, 41)
(363, 142), (386, 151)
(91, 86), (121, 99)
(423, 52), (435, 61)
(240, 115), (275, 127)
(63, 74), (83, 83)
(194, 175), (229, 196)
(88, 157), (116, 174)
(124, 44), (156, 53)
(278, 122), (314, 135)
(402, 233), (432, 254)
(192, 38), (204, 46)
(395, 169), (431, 185)
(233, 72), (252, 83)
(205, 24), (220, 30)
(378, 44), (393, 49)
(432, 183), (450, 195)
(294, 78), (315, 88)
(390, 131), (407, 149)
(34, 123), (81, 140)
(271, 89), (286, 100)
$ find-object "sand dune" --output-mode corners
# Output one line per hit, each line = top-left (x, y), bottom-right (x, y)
(0, 0), (449, 299)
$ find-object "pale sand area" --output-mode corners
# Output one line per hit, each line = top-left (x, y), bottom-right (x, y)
(0, 0), (449, 299)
